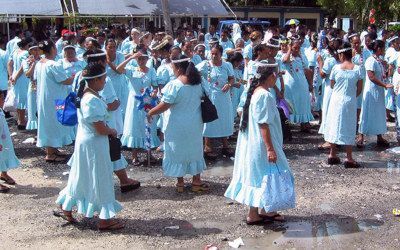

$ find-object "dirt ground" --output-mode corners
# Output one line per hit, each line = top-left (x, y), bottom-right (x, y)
(1, 118), (400, 249)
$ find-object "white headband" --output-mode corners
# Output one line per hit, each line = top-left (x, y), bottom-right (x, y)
(348, 33), (359, 39)
(86, 52), (106, 58)
(139, 32), (150, 40)
(63, 45), (75, 51)
(194, 43), (206, 50)
(388, 36), (399, 43)
(29, 45), (38, 50)
(171, 58), (191, 63)
(266, 42), (280, 48)
(337, 48), (352, 53)
(82, 71), (107, 80)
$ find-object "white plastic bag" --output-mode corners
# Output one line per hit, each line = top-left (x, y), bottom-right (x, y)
(3, 89), (17, 112)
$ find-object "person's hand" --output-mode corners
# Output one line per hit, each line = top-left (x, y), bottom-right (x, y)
(9, 77), (15, 85)
(267, 149), (277, 163)
(146, 114), (153, 123)
(131, 52), (143, 60)
(221, 83), (231, 93)
(109, 129), (118, 138)
(386, 84), (394, 89)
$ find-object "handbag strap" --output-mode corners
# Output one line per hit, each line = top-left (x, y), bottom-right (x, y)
(73, 71), (82, 93)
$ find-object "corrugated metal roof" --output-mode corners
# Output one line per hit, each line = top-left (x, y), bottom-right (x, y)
(76, 0), (229, 16)
(0, 0), (63, 15)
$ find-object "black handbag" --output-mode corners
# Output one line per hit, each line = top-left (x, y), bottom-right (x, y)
(201, 94), (218, 123)
(108, 136), (122, 162)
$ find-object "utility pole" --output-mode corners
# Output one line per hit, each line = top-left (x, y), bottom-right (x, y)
(161, 0), (173, 35)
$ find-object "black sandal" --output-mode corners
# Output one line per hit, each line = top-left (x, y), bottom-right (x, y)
(0, 184), (10, 193)
(120, 181), (141, 193)
(259, 213), (286, 222)
(344, 161), (362, 168)
(45, 154), (67, 164)
(53, 210), (76, 223)
(377, 139), (390, 148)
(328, 157), (341, 165)
(246, 218), (270, 225)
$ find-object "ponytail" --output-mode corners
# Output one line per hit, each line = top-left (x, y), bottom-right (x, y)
(240, 79), (260, 131)
(75, 79), (87, 108)
(185, 61), (201, 85)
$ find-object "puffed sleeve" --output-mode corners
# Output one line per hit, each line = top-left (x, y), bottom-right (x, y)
(49, 61), (69, 83)
(329, 65), (338, 81)
(81, 95), (107, 123)
(322, 58), (332, 74)
(225, 62), (235, 77)
(156, 65), (169, 86)
(253, 92), (275, 124)
(243, 44), (252, 59)
(161, 80), (181, 104)
(364, 57), (375, 72)
(99, 77), (118, 104)
(196, 61), (208, 79)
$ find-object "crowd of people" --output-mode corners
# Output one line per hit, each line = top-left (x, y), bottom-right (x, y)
(0, 20), (398, 229)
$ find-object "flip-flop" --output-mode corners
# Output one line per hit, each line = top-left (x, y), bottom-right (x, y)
(45, 155), (67, 164)
(53, 210), (76, 223)
(0, 176), (16, 185)
(344, 161), (362, 168)
(176, 184), (185, 193)
(191, 183), (210, 193)
(259, 213), (286, 222)
(246, 218), (270, 225)
(120, 181), (141, 193)
(98, 220), (125, 231)
(377, 139), (390, 148)
(0, 184), (10, 193)
(328, 157), (341, 165)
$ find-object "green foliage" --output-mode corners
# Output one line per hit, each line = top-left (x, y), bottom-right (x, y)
(388, 24), (400, 33)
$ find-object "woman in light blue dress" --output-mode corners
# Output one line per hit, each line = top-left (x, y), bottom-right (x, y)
(219, 30), (234, 58)
(22, 43), (40, 130)
(117, 51), (160, 165)
(225, 64), (295, 225)
(350, 35), (366, 119)
(227, 52), (244, 119)
(281, 38), (314, 132)
(56, 63), (124, 230)
(10, 38), (30, 129)
(148, 55), (207, 193)
(317, 38), (340, 149)
(59, 45), (86, 84)
(34, 40), (74, 163)
(358, 40), (393, 148)
(0, 92), (20, 193)
(243, 31), (262, 66)
(324, 43), (363, 168)
(384, 36), (398, 121)
(196, 44), (235, 158)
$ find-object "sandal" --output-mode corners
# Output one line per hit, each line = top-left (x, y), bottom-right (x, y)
(176, 184), (185, 193)
(45, 154), (67, 164)
(377, 139), (390, 148)
(259, 213), (286, 222)
(0, 184), (10, 193)
(191, 183), (210, 193)
(0, 175), (16, 185)
(327, 157), (341, 165)
(344, 161), (362, 168)
(318, 142), (331, 150)
(53, 210), (76, 223)
(98, 220), (125, 231)
(120, 181), (141, 193)
(246, 218), (270, 225)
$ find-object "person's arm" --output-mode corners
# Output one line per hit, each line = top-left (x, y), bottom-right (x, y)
(356, 79), (363, 97)
(107, 99), (120, 111)
(25, 61), (36, 78)
(92, 121), (117, 137)
(367, 70), (392, 89)
(115, 52), (142, 74)
(12, 66), (24, 83)
(282, 47), (291, 63)
(61, 75), (74, 85)
(259, 123), (277, 163)
(7, 59), (13, 77)
(147, 101), (172, 121)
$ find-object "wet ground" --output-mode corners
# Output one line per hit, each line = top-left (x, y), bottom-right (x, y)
(1, 118), (400, 249)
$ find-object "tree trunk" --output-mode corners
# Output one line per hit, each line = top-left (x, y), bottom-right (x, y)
(161, 0), (173, 35)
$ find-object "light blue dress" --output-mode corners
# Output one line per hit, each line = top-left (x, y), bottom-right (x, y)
(100, 77), (128, 172)
(324, 65), (361, 145)
(22, 59), (38, 130)
(121, 66), (160, 149)
(156, 63), (176, 132)
(56, 94), (122, 219)
(219, 39), (234, 58)
(352, 52), (367, 108)
(243, 44), (253, 60)
(161, 79), (206, 177)
(34, 59), (74, 148)
(318, 56), (339, 134)
(197, 61), (235, 137)
(11, 50), (29, 109)
(359, 56), (387, 135)
(305, 48), (323, 111)
(59, 59), (86, 78)
(281, 56), (314, 123)
(192, 54), (203, 66)
(0, 109), (20, 171)
(224, 88), (295, 211)
(231, 68), (244, 118)
(121, 42), (137, 55)
(106, 52), (129, 115)
(75, 45), (86, 60)
(0, 49), (8, 91)
(384, 47), (397, 111)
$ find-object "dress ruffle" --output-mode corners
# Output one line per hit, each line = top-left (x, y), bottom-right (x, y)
(289, 112), (314, 124)
(120, 135), (160, 149)
(36, 133), (74, 148)
(26, 120), (38, 130)
(0, 155), (20, 172)
(224, 179), (264, 208)
(163, 159), (206, 177)
(56, 192), (122, 220)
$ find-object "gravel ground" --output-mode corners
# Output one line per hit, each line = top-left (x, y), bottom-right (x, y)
(1, 118), (400, 249)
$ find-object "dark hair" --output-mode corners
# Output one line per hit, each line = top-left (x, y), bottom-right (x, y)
(76, 63), (106, 108)
(368, 24), (377, 31)
(38, 40), (55, 54)
(105, 38), (117, 46)
(17, 37), (32, 48)
(78, 35), (87, 45)
(211, 44), (223, 55)
(171, 54), (201, 85)
(28, 41), (38, 54)
(337, 42), (352, 61)
(227, 52), (243, 65)
(370, 39), (385, 53)
(253, 43), (267, 60)
(240, 65), (276, 131)
(88, 39), (101, 49)
(83, 48), (106, 63)
(15, 30), (22, 37)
